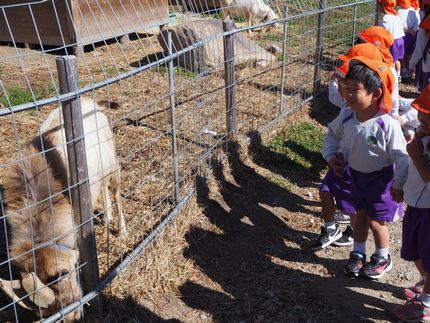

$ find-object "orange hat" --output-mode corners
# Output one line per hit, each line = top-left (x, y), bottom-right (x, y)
(397, 0), (411, 8)
(359, 26), (394, 49)
(420, 15), (430, 29)
(346, 56), (395, 113)
(410, 0), (419, 10)
(411, 85), (430, 114)
(379, 0), (398, 14)
(336, 43), (386, 77)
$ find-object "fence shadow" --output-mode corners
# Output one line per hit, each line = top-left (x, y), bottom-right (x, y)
(178, 143), (404, 322)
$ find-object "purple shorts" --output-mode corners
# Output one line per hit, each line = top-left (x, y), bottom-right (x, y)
(401, 206), (430, 272)
(403, 33), (416, 56)
(320, 166), (356, 215)
(348, 165), (402, 222)
(390, 37), (405, 61)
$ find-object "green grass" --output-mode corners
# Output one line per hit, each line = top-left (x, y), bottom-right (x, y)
(157, 65), (197, 79)
(0, 82), (56, 107)
(267, 121), (326, 177)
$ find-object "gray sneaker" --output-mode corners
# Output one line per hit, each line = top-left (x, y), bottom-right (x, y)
(334, 210), (350, 224)
(333, 225), (353, 247)
(311, 224), (342, 251)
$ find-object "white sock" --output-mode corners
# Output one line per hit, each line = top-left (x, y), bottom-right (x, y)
(375, 247), (389, 259)
(353, 241), (366, 255)
(324, 221), (336, 230)
(419, 293), (430, 307)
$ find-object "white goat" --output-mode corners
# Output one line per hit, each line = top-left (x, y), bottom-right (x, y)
(2, 97), (124, 321)
(221, 0), (279, 30)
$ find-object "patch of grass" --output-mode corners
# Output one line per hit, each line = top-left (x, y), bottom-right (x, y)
(268, 121), (326, 177)
(0, 82), (57, 107)
(104, 66), (128, 78)
(157, 65), (197, 79)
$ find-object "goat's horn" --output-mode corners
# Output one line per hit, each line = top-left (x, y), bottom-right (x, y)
(22, 272), (55, 309)
(0, 278), (34, 310)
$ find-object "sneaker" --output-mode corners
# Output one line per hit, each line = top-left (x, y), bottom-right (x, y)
(404, 279), (425, 301)
(333, 225), (353, 247)
(362, 254), (393, 279)
(344, 251), (366, 278)
(334, 210), (351, 224)
(393, 300), (430, 322)
(311, 224), (342, 251)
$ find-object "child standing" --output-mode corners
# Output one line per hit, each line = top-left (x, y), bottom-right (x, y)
(379, 0), (406, 81)
(393, 85), (430, 322)
(409, 12), (430, 91)
(322, 57), (409, 279)
(397, 0), (420, 78)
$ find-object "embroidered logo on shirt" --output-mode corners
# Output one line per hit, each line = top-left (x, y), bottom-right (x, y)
(366, 135), (378, 145)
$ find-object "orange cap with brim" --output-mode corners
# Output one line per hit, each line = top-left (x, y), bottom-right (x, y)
(412, 85), (430, 114)
(411, 0), (419, 9)
(347, 56), (395, 113)
(336, 43), (386, 77)
(397, 0), (411, 8)
(420, 15), (430, 30)
(359, 26), (394, 49)
(379, 0), (398, 14)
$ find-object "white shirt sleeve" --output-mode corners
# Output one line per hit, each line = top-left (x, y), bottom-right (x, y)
(387, 120), (409, 189)
(322, 109), (345, 162)
(409, 28), (427, 69)
(328, 79), (346, 108)
(390, 67), (400, 116)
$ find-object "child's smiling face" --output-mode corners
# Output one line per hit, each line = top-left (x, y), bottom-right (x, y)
(343, 78), (380, 113)
(418, 111), (430, 135)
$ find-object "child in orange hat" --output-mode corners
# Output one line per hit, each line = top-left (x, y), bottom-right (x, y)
(323, 57), (409, 279)
(397, 0), (420, 78)
(357, 26), (395, 65)
(393, 84), (430, 322)
(409, 11), (430, 91)
(379, 0), (406, 81)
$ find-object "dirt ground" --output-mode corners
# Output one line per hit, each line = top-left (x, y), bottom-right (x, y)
(0, 38), (423, 322)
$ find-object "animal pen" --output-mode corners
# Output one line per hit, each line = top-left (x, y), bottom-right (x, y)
(0, 0), (377, 321)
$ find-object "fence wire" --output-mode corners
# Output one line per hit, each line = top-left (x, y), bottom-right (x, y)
(0, 0), (376, 321)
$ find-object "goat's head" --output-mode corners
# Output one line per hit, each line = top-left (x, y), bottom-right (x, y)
(263, 9), (280, 28)
(12, 242), (83, 321)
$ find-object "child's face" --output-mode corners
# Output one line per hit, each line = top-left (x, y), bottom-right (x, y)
(418, 111), (430, 134)
(343, 78), (378, 112)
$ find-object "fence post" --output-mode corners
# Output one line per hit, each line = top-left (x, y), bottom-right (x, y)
(167, 31), (180, 204)
(279, 6), (289, 114)
(352, 0), (359, 46)
(313, 0), (327, 95)
(56, 56), (102, 317)
(375, 0), (380, 25)
(223, 19), (237, 140)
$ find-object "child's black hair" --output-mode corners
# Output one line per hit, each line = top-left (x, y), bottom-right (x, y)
(345, 63), (382, 94)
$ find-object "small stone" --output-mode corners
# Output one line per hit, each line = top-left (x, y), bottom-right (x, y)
(267, 44), (281, 54)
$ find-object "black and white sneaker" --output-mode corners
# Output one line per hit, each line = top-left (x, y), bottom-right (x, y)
(333, 225), (353, 247)
(311, 224), (342, 251)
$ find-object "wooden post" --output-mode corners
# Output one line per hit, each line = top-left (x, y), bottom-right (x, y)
(55, 56), (102, 316)
(352, 0), (359, 46)
(167, 32), (180, 204)
(223, 19), (236, 140)
(375, 0), (381, 25)
(313, 0), (327, 95)
(279, 6), (289, 114)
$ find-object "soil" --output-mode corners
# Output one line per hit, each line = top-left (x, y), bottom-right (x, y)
(0, 37), (423, 322)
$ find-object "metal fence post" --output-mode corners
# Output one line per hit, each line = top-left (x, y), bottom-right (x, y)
(313, 0), (327, 95)
(55, 56), (102, 317)
(375, 0), (380, 25)
(279, 6), (289, 114)
(352, 0), (359, 46)
(223, 19), (237, 140)
(167, 31), (180, 204)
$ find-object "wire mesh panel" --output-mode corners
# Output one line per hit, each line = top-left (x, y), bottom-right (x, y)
(0, 0), (376, 321)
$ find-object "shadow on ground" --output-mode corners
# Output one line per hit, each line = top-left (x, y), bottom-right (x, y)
(179, 143), (403, 322)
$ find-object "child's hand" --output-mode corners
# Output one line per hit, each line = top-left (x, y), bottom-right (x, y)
(391, 188), (404, 202)
(407, 135), (424, 160)
(328, 153), (344, 177)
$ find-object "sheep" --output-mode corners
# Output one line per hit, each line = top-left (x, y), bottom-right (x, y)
(2, 97), (124, 321)
(221, 0), (280, 31)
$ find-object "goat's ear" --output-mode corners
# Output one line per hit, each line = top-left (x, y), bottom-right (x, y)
(22, 272), (55, 309)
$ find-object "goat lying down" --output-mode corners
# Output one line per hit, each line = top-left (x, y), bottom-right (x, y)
(221, 0), (280, 30)
(1, 97), (124, 321)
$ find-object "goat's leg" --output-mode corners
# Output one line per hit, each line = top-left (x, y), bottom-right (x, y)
(102, 180), (113, 226)
(111, 170), (127, 236)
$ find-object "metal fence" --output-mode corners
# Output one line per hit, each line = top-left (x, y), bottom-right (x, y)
(0, 0), (376, 321)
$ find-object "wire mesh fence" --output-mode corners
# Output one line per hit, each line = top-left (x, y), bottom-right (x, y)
(0, 0), (377, 321)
